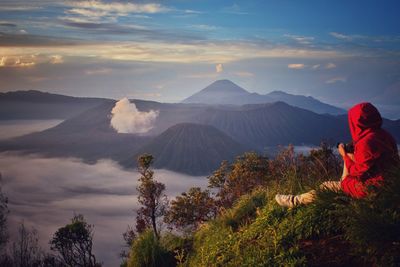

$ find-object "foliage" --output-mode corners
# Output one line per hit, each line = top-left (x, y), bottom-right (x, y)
(127, 229), (175, 267)
(0, 173), (9, 252)
(334, 167), (400, 266)
(50, 214), (99, 267)
(208, 152), (270, 207)
(136, 154), (168, 239)
(165, 187), (217, 232)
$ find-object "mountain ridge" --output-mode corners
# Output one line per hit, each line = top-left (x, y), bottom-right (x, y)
(182, 79), (345, 115)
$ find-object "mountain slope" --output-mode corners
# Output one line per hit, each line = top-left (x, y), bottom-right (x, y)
(0, 101), (151, 163)
(129, 123), (246, 175)
(0, 90), (109, 120)
(182, 80), (345, 115)
(265, 90), (344, 115)
(193, 102), (350, 148)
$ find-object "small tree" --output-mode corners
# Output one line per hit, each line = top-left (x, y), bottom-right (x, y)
(120, 225), (136, 263)
(50, 214), (99, 267)
(11, 222), (43, 267)
(208, 152), (269, 207)
(136, 154), (168, 239)
(0, 173), (9, 251)
(165, 187), (216, 232)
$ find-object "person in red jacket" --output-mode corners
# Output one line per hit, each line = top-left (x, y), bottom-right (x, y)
(276, 102), (399, 207)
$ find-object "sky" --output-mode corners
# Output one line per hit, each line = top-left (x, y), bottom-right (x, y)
(0, 0), (399, 112)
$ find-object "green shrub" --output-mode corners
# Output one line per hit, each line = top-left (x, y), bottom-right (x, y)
(127, 230), (174, 267)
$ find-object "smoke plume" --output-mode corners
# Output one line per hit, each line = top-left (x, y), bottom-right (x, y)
(110, 98), (158, 134)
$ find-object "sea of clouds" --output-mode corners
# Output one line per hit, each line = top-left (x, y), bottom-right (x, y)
(0, 152), (207, 266)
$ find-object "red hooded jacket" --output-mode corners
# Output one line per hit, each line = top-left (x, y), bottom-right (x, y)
(340, 103), (399, 198)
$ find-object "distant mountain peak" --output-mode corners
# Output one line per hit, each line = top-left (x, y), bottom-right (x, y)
(202, 79), (249, 94)
(268, 90), (288, 95)
(182, 80), (250, 105)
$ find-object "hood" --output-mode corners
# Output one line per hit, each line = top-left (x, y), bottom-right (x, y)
(348, 102), (382, 143)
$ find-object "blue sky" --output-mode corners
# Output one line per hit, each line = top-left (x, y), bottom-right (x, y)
(0, 0), (399, 116)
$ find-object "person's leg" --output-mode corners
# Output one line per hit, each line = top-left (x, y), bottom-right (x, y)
(276, 161), (346, 208)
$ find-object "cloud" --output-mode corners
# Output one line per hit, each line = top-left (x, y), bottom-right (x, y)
(329, 32), (366, 41)
(0, 56), (36, 68)
(85, 67), (112, 75)
(330, 32), (352, 40)
(326, 76), (347, 84)
(0, 22), (17, 27)
(191, 24), (217, 31)
(311, 64), (320, 70)
(0, 31), (344, 64)
(67, 1), (170, 14)
(110, 98), (159, 134)
(50, 55), (63, 64)
(0, 153), (207, 266)
(288, 63), (306, 69)
(0, 120), (62, 140)
(284, 34), (314, 45)
(325, 63), (336, 69)
(216, 63), (224, 73)
(62, 0), (170, 24)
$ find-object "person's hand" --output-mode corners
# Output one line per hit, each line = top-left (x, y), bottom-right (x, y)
(338, 143), (346, 158)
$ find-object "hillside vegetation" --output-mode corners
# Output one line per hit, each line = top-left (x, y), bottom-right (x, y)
(126, 145), (400, 267)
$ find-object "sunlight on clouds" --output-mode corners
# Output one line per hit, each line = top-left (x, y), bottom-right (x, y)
(66, 1), (170, 15)
(0, 55), (35, 68)
(288, 63), (306, 69)
(0, 42), (343, 64)
(50, 55), (63, 64)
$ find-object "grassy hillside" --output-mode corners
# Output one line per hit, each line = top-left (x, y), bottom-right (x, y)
(126, 146), (400, 267)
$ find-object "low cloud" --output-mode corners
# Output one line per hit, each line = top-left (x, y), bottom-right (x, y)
(0, 153), (207, 266)
(288, 63), (305, 69)
(110, 98), (159, 134)
(216, 63), (224, 73)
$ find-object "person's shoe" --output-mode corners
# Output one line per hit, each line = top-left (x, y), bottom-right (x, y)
(275, 194), (299, 208)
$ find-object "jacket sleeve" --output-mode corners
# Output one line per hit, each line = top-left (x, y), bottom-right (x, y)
(345, 137), (380, 178)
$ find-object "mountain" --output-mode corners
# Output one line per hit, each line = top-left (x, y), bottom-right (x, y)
(1, 97), (399, 175)
(182, 80), (345, 115)
(0, 90), (109, 120)
(124, 123), (246, 175)
(193, 102), (351, 149)
(265, 91), (345, 115)
(0, 101), (152, 163)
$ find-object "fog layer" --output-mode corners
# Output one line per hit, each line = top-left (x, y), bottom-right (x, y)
(0, 153), (207, 266)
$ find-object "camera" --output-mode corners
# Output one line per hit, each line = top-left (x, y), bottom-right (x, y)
(336, 142), (354, 153)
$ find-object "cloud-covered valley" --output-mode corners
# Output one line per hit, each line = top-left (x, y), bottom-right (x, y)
(0, 152), (207, 266)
